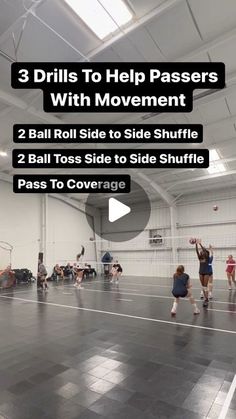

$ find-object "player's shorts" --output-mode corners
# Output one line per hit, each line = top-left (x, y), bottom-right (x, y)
(199, 270), (210, 276)
(172, 290), (188, 298)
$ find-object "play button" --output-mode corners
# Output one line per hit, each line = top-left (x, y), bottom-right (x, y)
(85, 180), (151, 243)
(109, 198), (131, 222)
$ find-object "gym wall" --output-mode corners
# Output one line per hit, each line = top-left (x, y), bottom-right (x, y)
(0, 181), (96, 274)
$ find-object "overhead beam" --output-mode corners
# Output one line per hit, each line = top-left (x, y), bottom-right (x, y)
(0, 171), (98, 214)
(143, 155), (236, 180)
(132, 169), (174, 206)
(194, 79), (236, 109)
(173, 181), (236, 197)
(166, 170), (236, 190)
(206, 136), (236, 151)
(127, 137), (236, 182)
(176, 26), (236, 62)
(0, 173), (12, 183)
(205, 113), (236, 128)
(0, 49), (14, 63)
(0, 0), (46, 46)
(0, 90), (43, 119)
(114, 75), (236, 126)
(152, 156), (236, 191)
(0, 88), (64, 124)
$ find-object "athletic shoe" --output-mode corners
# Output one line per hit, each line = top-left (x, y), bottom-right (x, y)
(200, 291), (204, 299)
(203, 300), (208, 307)
(229, 287), (232, 291)
(73, 283), (77, 287)
(209, 293), (213, 299)
(194, 308), (200, 315)
(171, 308), (177, 316)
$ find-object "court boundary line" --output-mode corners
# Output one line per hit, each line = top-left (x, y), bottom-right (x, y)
(68, 278), (233, 292)
(218, 374), (236, 419)
(118, 280), (233, 292)
(0, 294), (236, 335)
(2, 286), (235, 308)
(115, 298), (133, 302)
(64, 285), (236, 306)
(0, 289), (33, 296)
(207, 308), (236, 314)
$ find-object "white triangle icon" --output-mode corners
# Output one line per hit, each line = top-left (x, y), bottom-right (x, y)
(109, 198), (131, 223)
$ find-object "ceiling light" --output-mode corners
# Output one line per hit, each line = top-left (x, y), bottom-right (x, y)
(64, 0), (133, 40)
(0, 151), (7, 157)
(207, 149), (226, 174)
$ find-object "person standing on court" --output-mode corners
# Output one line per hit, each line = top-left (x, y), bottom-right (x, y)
(226, 254), (236, 290)
(37, 259), (48, 291)
(110, 260), (123, 284)
(200, 244), (214, 300)
(195, 239), (210, 307)
(207, 245), (214, 299)
(73, 266), (84, 289)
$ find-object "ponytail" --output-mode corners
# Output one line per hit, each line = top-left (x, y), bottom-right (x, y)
(175, 265), (185, 276)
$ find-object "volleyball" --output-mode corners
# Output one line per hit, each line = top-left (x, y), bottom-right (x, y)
(213, 205), (219, 211)
(189, 238), (196, 245)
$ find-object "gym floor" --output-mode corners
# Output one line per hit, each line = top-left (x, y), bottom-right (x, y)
(0, 277), (236, 419)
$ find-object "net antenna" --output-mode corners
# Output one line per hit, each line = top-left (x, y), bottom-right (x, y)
(0, 241), (13, 269)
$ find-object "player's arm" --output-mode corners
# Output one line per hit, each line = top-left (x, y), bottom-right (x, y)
(199, 242), (207, 252)
(186, 278), (191, 289)
(195, 241), (201, 259)
(209, 245), (213, 257)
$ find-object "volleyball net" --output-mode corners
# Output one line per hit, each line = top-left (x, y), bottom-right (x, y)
(1, 233), (234, 280)
(53, 233), (236, 281)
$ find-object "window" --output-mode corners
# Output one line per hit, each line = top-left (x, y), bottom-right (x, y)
(64, 0), (133, 40)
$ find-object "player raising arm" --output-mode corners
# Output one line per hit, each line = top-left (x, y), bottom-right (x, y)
(196, 239), (210, 307)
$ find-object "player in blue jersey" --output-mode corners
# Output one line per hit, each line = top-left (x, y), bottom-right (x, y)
(208, 245), (214, 299)
(200, 244), (213, 300)
(171, 265), (200, 316)
(196, 239), (210, 307)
